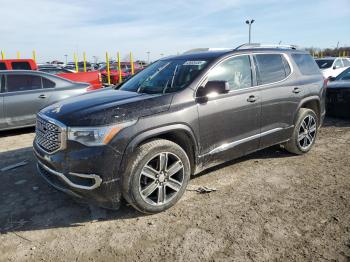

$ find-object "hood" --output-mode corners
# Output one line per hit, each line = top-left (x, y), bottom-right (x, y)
(41, 89), (173, 126)
(327, 80), (350, 89)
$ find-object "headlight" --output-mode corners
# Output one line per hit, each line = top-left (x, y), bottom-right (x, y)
(67, 120), (136, 146)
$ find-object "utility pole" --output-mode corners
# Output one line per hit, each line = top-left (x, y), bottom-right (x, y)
(245, 19), (255, 44)
(64, 54), (68, 64)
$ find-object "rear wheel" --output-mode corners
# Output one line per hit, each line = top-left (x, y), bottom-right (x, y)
(122, 139), (190, 214)
(284, 108), (318, 155)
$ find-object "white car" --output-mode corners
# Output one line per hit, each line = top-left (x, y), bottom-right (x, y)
(315, 57), (350, 78)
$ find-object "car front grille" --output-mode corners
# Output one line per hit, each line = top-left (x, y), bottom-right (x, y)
(35, 115), (65, 153)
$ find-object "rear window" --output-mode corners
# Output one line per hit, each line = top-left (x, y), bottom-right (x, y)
(254, 54), (291, 85)
(315, 59), (334, 69)
(42, 77), (56, 88)
(0, 62), (6, 70)
(292, 54), (321, 75)
(11, 62), (32, 70)
(6, 75), (42, 92)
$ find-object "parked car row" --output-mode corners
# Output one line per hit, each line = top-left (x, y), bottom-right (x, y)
(0, 70), (97, 131)
(315, 57), (350, 78)
(1, 59), (103, 89)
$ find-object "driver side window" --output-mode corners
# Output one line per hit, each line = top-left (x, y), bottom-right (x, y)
(207, 55), (252, 90)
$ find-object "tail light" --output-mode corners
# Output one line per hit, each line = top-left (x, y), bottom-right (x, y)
(323, 77), (329, 89)
(98, 72), (102, 83)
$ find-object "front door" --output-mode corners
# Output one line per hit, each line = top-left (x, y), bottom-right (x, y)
(197, 55), (261, 168)
(4, 74), (48, 128)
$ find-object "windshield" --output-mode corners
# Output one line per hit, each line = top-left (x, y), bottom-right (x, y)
(119, 59), (209, 94)
(315, 59), (334, 69)
(336, 67), (350, 81)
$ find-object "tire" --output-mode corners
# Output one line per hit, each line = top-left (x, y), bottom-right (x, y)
(122, 139), (191, 214)
(284, 108), (318, 155)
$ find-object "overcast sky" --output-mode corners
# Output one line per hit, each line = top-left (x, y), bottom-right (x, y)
(1, 0), (349, 63)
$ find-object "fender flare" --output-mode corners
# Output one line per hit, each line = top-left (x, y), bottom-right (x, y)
(119, 124), (199, 172)
(294, 95), (321, 124)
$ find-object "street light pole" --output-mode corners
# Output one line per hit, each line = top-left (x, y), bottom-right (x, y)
(64, 54), (68, 65)
(245, 19), (255, 44)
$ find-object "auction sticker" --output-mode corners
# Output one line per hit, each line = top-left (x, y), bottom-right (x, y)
(183, 61), (206, 66)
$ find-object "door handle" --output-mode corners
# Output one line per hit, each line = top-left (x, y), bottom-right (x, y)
(247, 95), (257, 103)
(38, 94), (47, 99)
(292, 87), (301, 94)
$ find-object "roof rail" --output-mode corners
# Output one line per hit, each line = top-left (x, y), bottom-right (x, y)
(234, 43), (299, 50)
(183, 47), (233, 54)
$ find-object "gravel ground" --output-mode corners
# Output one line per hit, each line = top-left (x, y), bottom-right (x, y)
(0, 117), (349, 262)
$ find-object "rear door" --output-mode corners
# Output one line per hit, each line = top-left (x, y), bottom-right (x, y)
(253, 53), (300, 148)
(3, 74), (48, 128)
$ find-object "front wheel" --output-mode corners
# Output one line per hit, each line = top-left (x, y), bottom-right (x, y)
(122, 139), (191, 214)
(284, 108), (318, 155)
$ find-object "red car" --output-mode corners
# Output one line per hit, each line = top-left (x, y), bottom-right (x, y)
(100, 62), (142, 85)
(0, 59), (38, 70)
(0, 59), (103, 90)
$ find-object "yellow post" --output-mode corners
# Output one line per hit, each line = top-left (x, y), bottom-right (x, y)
(74, 53), (79, 72)
(338, 51), (341, 57)
(1, 50), (4, 60)
(83, 51), (87, 72)
(321, 51), (323, 58)
(343, 50), (346, 57)
(130, 52), (134, 75)
(106, 52), (111, 85)
(32, 50), (36, 63)
(118, 51), (122, 83)
(17, 51), (20, 59)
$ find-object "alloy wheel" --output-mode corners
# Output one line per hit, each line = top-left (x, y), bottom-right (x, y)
(298, 115), (317, 150)
(139, 152), (184, 206)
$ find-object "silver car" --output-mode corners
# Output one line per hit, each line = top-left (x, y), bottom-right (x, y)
(0, 70), (92, 131)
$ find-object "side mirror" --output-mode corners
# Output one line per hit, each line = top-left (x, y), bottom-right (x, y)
(328, 76), (336, 82)
(196, 80), (230, 99)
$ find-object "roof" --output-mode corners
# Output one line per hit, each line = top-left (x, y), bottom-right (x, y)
(162, 47), (306, 61)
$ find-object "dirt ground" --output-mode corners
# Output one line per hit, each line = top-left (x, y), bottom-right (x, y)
(0, 117), (349, 262)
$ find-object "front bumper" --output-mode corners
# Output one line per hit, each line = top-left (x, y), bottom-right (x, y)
(33, 139), (124, 209)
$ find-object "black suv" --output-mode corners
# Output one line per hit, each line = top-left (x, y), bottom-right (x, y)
(34, 44), (326, 213)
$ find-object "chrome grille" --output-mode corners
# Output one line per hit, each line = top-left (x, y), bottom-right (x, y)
(35, 115), (63, 153)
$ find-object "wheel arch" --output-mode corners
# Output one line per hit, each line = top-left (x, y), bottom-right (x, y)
(296, 96), (321, 126)
(122, 124), (198, 175)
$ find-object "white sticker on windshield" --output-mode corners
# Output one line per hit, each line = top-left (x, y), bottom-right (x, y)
(183, 61), (206, 66)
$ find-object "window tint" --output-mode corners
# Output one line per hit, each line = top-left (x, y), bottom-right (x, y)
(11, 62), (32, 70)
(254, 54), (290, 85)
(292, 54), (320, 75)
(315, 59), (334, 69)
(1, 75), (4, 92)
(334, 59), (343, 68)
(0, 62), (6, 70)
(207, 55), (252, 90)
(42, 77), (56, 88)
(6, 75), (42, 92)
(342, 59), (350, 67)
